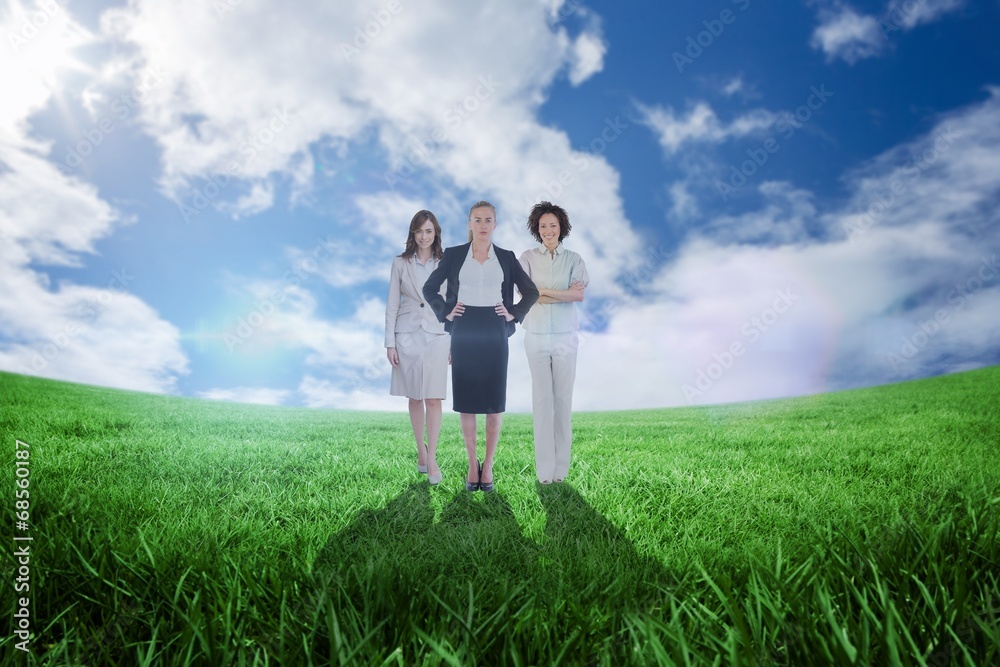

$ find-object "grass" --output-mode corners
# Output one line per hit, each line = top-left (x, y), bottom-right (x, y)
(0, 366), (998, 665)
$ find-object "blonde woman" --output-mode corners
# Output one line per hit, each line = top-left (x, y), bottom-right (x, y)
(423, 201), (539, 492)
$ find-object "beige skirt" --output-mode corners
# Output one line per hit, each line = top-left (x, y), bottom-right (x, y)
(390, 329), (449, 399)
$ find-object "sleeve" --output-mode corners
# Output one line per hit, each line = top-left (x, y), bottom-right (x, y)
(423, 251), (451, 324)
(508, 251), (539, 324)
(518, 250), (533, 279)
(384, 258), (402, 348)
(571, 253), (590, 288)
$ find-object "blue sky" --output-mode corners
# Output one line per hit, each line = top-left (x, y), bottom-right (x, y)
(1, 0), (998, 410)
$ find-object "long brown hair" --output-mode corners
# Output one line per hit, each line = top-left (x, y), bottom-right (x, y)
(401, 210), (443, 260)
(467, 200), (497, 243)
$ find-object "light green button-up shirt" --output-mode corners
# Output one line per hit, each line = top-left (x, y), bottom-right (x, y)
(518, 244), (589, 334)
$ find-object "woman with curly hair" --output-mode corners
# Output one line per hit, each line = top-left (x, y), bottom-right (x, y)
(519, 201), (589, 484)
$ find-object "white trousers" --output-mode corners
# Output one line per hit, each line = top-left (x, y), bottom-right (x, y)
(524, 331), (579, 482)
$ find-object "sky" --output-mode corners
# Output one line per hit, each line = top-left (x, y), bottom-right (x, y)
(1, 0), (998, 411)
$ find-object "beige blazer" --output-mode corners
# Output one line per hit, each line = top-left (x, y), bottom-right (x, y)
(385, 255), (447, 348)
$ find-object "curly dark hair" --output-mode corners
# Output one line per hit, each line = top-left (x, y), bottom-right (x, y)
(400, 210), (443, 260)
(526, 201), (571, 244)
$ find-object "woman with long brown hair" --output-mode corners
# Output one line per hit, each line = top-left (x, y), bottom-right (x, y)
(385, 210), (449, 485)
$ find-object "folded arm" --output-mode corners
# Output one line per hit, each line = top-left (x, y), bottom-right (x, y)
(538, 281), (585, 304)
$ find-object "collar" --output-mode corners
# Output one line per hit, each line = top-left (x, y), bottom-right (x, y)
(467, 242), (496, 259)
(411, 253), (435, 267)
(536, 242), (563, 256)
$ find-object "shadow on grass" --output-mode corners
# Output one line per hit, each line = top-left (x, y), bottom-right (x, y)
(535, 482), (677, 613)
(305, 480), (678, 659)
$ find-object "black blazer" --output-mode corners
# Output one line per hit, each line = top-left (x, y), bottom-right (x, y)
(423, 242), (539, 337)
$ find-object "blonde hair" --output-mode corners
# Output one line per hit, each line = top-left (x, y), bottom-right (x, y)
(467, 200), (496, 243)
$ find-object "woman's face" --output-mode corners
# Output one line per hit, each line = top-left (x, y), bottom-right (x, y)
(468, 206), (496, 242)
(538, 213), (561, 250)
(413, 219), (436, 251)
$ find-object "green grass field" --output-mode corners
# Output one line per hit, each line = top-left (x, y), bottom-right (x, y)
(1, 366), (998, 666)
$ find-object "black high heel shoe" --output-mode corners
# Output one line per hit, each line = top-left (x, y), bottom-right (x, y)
(479, 461), (494, 493)
(465, 460), (480, 492)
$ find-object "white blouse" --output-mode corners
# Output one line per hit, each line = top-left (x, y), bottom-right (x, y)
(457, 243), (504, 306)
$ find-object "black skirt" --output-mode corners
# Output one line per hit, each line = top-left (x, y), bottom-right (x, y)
(450, 306), (509, 414)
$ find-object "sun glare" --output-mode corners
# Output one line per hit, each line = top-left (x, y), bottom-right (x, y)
(3, 1), (92, 96)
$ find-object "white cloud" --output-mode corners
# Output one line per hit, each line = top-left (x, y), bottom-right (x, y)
(638, 101), (778, 154)
(286, 238), (388, 290)
(1, 1), (93, 143)
(721, 77), (745, 97)
(568, 89), (1000, 408)
(810, 6), (883, 64)
(355, 192), (433, 246)
(299, 375), (400, 411)
(222, 276), (389, 381)
(811, 1), (964, 64)
(223, 181), (275, 219)
(97, 2), (576, 200)
(566, 235), (847, 408)
(0, 151), (190, 392)
(893, 0), (963, 30)
(88, 0), (644, 407)
(699, 181), (818, 246)
(0, 6), (189, 394)
(568, 30), (606, 86)
(0, 233), (189, 394)
(197, 387), (291, 405)
(0, 146), (119, 266)
(213, 74), (1000, 415)
(41, 0), (989, 413)
(97, 0), (642, 318)
(668, 181), (699, 221)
